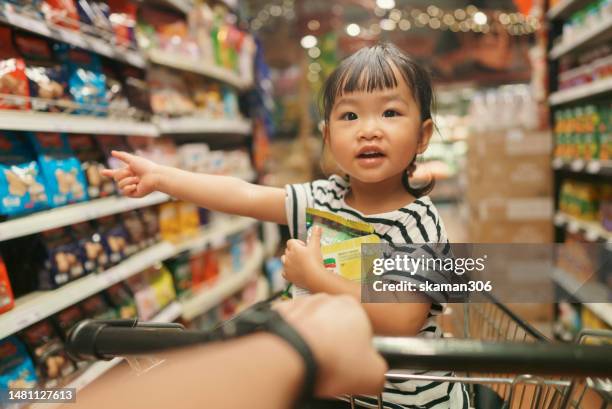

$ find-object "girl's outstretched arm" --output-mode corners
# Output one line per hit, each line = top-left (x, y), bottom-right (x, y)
(101, 151), (287, 225)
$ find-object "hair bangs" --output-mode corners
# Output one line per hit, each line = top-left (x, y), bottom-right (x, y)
(334, 51), (399, 97)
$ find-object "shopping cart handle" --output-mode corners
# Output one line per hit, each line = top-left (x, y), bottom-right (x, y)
(373, 337), (612, 377)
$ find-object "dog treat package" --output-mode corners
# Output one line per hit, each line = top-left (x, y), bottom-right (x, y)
(71, 221), (109, 274)
(27, 132), (88, 208)
(107, 0), (138, 48)
(102, 62), (130, 117)
(148, 66), (195, 116)
(0, 26), (30, 110)
(54, 44), (106, 115)
(147, 264), (177, 312)
(14, 32), (71, 113)
(0, 131), (48, 216)
(94, 215), (130, 265)
(20, 320), (76, 387)
(41, 0), (80, 30)
(159, 202), (180, 242)
(79, 294), (117, 320)
(0, 256), (15, 314)
(94, 134), (130, 170)
(0, 235), (45, 296)
(68, 134), (114, 199)
(0, 337), (38, 390)
(39, 227), (85, 288)
(139, 206), (160, 246)
(120, 210), (147, 255)
(104, 282), (137, 319)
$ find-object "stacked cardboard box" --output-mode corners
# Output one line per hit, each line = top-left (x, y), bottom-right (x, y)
(467, 129), (554, 243)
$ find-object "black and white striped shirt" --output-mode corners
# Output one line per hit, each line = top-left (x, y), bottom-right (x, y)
(285, 175), (468, 409)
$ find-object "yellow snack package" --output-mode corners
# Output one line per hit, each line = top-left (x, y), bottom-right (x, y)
(321, 234), (381, 281)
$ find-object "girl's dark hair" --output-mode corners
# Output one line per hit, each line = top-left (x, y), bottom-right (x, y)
(321, 43), (435, 197)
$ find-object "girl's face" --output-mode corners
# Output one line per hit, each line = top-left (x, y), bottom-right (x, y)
(325, 67), (432, 185)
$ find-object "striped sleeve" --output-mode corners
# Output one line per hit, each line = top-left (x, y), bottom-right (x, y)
(285, 182), (311, 241)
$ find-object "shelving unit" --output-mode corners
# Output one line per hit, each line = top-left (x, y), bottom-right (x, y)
(551, 158), (612, 177)
(0, 217), (258, 339)
(553, 212), (612, 243)
(546, 0), (592, 21)
(0, 193), (169, 242)
(549, 17), (612, 60)
(549, 77), (612, 106)
(181, 242), (264, 320)
(154, 116), (252, 135)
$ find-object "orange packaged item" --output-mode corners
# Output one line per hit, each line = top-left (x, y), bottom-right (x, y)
(42, 0), (80, 30)
(0, 27), (30, 110)
(0, 256), (15, 314)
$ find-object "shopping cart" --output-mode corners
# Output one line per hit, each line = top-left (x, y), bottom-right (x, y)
(346, 296), (612, 409)
(66, 298), (612, 409)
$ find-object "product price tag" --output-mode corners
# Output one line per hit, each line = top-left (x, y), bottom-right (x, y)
(54, 29), (87, 48)
(571, 159), (585, 172)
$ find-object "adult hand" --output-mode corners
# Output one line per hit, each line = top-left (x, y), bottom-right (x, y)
(274, 294), (387, 397)
(101, 151), (160, 198)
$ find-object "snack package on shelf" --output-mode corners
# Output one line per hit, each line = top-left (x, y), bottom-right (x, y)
(0, 256), (15, 314)
(140, 206), (161, 246)
(122, 66), (153, 119)
(0, 337), (38, 389)
(553, 104), (611, 162)
(14, 32), (72, 113)
(601, 185), (612, 232)
(190, 249), (218, 288)
(95, 134), (131, 170)
(106, 0), (138, 48)
(68, 134), (115, 199)
(178, 143), (210, 173)
(102, 62), (131, 117)
(104, 282), (137, 319)
(559, 180), (601, 221)
(138, 6), (198, 57)
(27, 132), (88, 207)
(187, 2), (214, 63)
(55, 45), (107, 115)
(71, 221), (109, 274)
(0, 236), (45, 296)
(94, 215), (130, 264)
(79, 293), (117, 320)
(39, 227), (86, 288)
(221, 85), (240, 119)
(121, 210), (147, 255)
(147, 264), (177, 311)
(165, 252), (192, 298)
(52, 304), (84, 341)
(0, 26), (30, 110)
(187, 76), (224, 118)
(41, 0), (80, 31)
(177, 202), (201, 238)
(20, 320), (76, 387)
(148, 66), (195, 116)
(127, 135), (179, 167)
(126, 271), (159, 321)
(159, 202), (180, 242)
(0, 131), (48, 216)
(75, 0), (113, 38)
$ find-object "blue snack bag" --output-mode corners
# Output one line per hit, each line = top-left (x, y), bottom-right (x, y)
(0, 132), (48, 216)
(54, 44), (107, 116)
(0, 336), (38, 390)
(27, 132), (89, 208)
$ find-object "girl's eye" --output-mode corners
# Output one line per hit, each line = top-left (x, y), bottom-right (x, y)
(341, 112), (358, 121)
(383, 109), (399, 117)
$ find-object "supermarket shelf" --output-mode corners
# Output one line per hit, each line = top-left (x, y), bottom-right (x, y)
(552, 157), (612, 177)
(0, 217), (258, 339)
(554, 211), (612, 242)
(181, 241), (263, 320)
(0, 7), (146, 68)
(147, 49), (251, 90)
(30, 301), (184, 409)
(549, 77), (612, 105)
(546, 0), (593, 21)
(551, 268), (612, 327)
(549, 17), (612, 60)
(0, 192), (170, 242)
(154, 116), (252, 135)
(0, 110), (158, 136)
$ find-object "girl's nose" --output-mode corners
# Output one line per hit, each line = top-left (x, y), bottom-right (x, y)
(357, 118), (383, 140)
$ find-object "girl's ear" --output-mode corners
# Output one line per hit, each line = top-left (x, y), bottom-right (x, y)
(417, 119), (433, 154)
